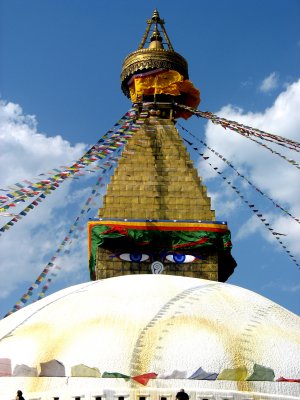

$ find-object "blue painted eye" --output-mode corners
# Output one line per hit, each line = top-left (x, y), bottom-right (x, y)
(118, 253), (150, 262)
(165, 254), (196, 264)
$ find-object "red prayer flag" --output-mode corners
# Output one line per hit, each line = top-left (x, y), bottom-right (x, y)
(132, 372), (157, 385)
(277, 377), (300, 383)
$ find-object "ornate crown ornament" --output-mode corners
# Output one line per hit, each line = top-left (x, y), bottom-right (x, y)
(121, 9), (189, 98)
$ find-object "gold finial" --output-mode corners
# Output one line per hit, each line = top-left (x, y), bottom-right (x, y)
(148, 27), (164, 50)
(151, 8), (160, 22)
(140, 8), (171, 51)
(121, 9), (188, 97)
(150, 27), (162, 42)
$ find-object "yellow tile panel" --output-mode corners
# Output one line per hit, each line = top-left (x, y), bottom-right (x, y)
(98, 118), (215, 221)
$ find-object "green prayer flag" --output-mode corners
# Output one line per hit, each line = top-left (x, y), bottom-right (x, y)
(247, 363), (275, 381)
(102, 371), (130, 380)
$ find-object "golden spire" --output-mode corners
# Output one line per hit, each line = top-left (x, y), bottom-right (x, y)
(138, 9), (173, 51)
(148, 27), (164, 50)
(121, 9), (189, 98)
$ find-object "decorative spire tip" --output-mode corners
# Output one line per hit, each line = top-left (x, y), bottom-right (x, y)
(152, 9), (160, 22)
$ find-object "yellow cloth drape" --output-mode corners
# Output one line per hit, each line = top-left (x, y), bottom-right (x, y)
(129, 70), (184, 100)
(129, 70), (200, 119)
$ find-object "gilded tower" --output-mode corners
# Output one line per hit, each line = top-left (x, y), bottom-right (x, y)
(88, 10), (236, 282)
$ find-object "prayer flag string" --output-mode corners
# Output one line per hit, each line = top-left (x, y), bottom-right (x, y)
(0, 107), (139, 212)
(35, 175), (107, 302)
(179, 134), (299, 270)
(0, 192), (48, 235)
(178, 123), (300, 225)
(4, 110), (148, 315)
(232, 130), (300, 169)
(175, 103), (300, 169)
(4, 112), (149, 316)
(5, 170), (106, 316)
(0, 109), (139, 233)
(0, 156), (119, 235)
(176, 103), (300, 150)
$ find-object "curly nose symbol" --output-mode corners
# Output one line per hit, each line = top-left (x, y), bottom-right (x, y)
(151, 261), (164, 274)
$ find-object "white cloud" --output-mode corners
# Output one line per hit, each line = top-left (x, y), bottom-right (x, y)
(209, 182), (242, 218)
(240, 77), (253, 88)
(259, 72), (279, 92)
(198, 78), (300, 255)
(236, 215), (262, 240)
(0, 99), (86, 185)
(262, 280), (300, 293)
(281, 284), (300, 293)
(0, 99), (91, 299)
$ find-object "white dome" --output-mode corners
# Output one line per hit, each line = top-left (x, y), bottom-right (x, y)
(0, 275), (299, 399)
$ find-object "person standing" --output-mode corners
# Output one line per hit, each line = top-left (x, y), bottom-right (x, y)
(16, 390), (25, 400)
(176, 389), (189, 400)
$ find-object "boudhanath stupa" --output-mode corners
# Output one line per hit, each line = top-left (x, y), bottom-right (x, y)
(0, 10), (299, 400)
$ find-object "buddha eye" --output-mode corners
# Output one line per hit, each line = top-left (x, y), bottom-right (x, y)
(118, 253), (150, 262)
(165, 253), (196, 264)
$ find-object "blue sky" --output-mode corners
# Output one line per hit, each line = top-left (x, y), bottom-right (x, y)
(0, 0), (299, 317)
